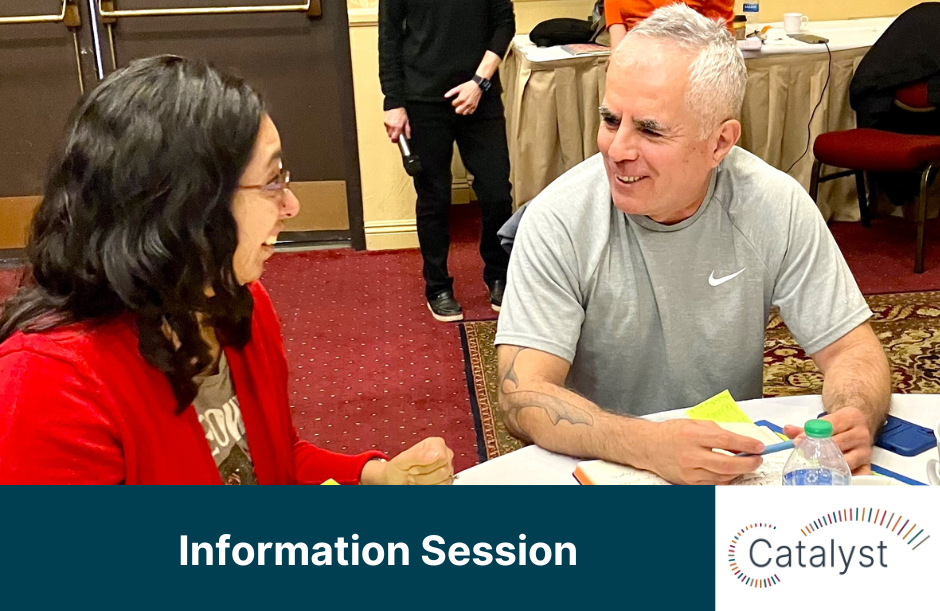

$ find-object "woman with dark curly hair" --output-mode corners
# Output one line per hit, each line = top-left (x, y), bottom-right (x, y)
(0, 55), (453, 485)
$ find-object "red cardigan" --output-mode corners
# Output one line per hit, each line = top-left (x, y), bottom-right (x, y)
(0, 282), (385, 484)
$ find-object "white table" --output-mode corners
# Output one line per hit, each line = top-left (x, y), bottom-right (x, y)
(747, 17), (892, 56)
(455, 394), (940, 485)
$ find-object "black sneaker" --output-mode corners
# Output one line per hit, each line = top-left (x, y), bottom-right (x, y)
(427, 291), (463, 322)
(487, 280), (505, 313)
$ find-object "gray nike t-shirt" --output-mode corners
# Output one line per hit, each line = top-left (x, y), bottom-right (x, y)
(495, 147), (871, 416)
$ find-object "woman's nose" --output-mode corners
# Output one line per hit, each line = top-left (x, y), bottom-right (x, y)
(281, 188), (300, 219)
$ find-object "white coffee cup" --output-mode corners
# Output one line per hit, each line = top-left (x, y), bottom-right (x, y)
(784, 13), (809, 34)
(927, 416), (940, 486)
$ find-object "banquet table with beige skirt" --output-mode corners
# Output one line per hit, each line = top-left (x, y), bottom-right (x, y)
(501, 17), (895, 221)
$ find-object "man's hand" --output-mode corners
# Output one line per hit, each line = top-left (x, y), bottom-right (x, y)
(783, 407), (873, 474)
(808, 322), (888, 475)
(384, 107), (410, 143)
(646, 420), (765, 485)
(445, 81), (482, 115)
(360, 437), (454, 485)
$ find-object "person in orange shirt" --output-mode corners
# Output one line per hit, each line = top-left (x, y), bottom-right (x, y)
(605, 0), (734, 48)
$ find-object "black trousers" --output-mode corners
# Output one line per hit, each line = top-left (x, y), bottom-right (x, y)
(406, 94), (512, 299)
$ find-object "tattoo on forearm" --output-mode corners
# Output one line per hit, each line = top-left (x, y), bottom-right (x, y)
(502, 390), (595, 428)
(498, 347), (594, 431)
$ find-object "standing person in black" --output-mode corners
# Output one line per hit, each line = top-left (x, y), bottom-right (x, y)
(379, 0), (515, 322)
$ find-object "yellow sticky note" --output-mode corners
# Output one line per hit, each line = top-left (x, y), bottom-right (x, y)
(321, 479), (340, 485)
(686, 390), (753, 424)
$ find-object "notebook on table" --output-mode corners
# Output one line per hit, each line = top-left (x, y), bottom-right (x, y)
(574, 391), (789, 485)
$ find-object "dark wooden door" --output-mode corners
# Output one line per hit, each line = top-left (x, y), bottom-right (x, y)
(0, 0), (92, 251)
(0, 0), (364, 253)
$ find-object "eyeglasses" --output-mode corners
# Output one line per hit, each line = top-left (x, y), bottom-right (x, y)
(239, 168), (291, 196)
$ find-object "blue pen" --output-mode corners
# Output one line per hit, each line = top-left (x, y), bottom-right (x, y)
(735, 440), (795, 457)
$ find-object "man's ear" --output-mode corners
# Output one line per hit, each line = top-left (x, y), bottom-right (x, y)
(711, 119), (741, 166)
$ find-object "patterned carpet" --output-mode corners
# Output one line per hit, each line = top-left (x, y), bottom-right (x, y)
(461, 291), (940, 460)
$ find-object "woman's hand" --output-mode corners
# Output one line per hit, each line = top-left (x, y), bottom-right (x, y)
(445, 81), (483, 115)
(360, 437), (455, 485)
(384, 107), (411, 143)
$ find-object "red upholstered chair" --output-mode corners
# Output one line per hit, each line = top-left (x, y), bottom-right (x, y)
(894, 81), (933, 112)
(810, 83), (940, 273)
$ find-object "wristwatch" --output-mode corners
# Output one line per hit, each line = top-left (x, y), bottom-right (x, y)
(472, 74), (492, 92)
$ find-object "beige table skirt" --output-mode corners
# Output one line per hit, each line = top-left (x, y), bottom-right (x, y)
(502, 44), (870, 221)
(502, 49), (609, 208)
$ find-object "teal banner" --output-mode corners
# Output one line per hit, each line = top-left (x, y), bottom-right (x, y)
(0, 487), (714, 608)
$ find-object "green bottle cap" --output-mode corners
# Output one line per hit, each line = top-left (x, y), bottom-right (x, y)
(804, 419), (833, 439)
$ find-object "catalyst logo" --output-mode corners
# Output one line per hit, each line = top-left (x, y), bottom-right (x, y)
(728, 523), (782, 588)
(727, 507), (931, 589)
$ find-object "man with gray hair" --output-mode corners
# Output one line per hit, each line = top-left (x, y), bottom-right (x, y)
(495, 4), (890, 484)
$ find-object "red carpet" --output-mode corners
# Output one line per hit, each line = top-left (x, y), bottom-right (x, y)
(261, 204), (493, 472)
(829, 217), (940, 294)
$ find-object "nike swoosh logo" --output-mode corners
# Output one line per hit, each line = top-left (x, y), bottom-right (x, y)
(708, 268), (746, 287)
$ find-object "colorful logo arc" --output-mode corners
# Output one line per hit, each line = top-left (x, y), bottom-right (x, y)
(799, 507), (930, 549)
(728, 523), (781, 588)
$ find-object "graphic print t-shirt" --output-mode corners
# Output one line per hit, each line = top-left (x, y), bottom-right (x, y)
(193, 353), (258, 485)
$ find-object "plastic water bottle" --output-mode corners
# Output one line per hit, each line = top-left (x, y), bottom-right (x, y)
(782, 419), (852, 486)
(743, 1), (761, 36)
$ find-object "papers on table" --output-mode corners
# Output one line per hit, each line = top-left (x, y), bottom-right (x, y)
(560, 43), (609, 56)
(519, 45), (572, 63)
(716, 422), (785, 446)
(574, 460), (671, 485)
(730, 451), (790, 486)
(574, 390), (791, 485)
(512, 34), (610, 64)
(687, 389), (753, 424)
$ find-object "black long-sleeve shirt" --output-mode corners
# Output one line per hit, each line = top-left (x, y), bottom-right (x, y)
(378, 0), (516, 110)
(850, 2), (940, 129)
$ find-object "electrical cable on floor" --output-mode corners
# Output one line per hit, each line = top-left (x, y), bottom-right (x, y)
(786, 42), (832, 175)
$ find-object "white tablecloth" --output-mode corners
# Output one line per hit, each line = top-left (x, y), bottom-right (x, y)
(455, 394), (940, 485)
(751, 17), (892, 56)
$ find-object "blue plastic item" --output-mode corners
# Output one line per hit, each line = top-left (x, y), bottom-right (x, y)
(818, 412), (937, 457)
